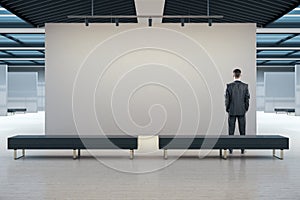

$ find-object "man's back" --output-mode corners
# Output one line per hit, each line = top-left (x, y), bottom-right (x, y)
(225, 80), (250, 116)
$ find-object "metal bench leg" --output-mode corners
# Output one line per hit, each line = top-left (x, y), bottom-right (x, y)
(78, 149), (81, 158)
(164, 149), (168, 160)
(73, 149), (77, 160)
(130, 150), (134, 160)
(14, 149), (25, 160)
(223, 149), (227, 160)
(273, 149), (284, 160)
(14, 149), (17, 160)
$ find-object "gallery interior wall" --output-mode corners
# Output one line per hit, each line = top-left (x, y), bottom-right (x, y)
(46, 23), (256, 135)
(8, 72), (38, 112)
(295, 65), (300, 116)
(256, 67), (294, 111)
(264, 72), (295, 113)
(9, 67), (45, 111)
(0, 65), (7, 116)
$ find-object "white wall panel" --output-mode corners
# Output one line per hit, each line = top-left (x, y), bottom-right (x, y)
(264, 72), (295, 113)
(0, 65), (7, 116)
(8, 72), (38, 113)
(46, 23), (256, 135)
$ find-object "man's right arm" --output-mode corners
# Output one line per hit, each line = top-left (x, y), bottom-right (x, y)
(245, 85), (250, 112)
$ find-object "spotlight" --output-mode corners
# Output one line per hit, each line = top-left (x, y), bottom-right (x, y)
(85, 18), (89, 27)
(148, 18), (152, 27)
(181, 18), (185, 27)
(208, 18), (212, 27)
(115, 18), (119, 27)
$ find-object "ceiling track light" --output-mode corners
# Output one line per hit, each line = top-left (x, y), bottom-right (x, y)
(208, 19), (212, 26)
(68, 15), (223, 26)
(181, 18), (185, 27)
(207, 0), (213, 26)
(85, 18), (89, 26)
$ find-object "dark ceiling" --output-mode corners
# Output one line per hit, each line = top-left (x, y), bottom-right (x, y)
(0, 0), (300, 28)
(163, 0), (300, 27)
(0, 0), (137, 27)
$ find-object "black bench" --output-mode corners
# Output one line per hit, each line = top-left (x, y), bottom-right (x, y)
(274, 108), (295, 114)
(8, 135), (138, 160)
(7, 108), (27, 114)
(159, 135), (289, 160)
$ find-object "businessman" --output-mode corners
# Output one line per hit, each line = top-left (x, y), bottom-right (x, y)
(225, 68), (250, 154)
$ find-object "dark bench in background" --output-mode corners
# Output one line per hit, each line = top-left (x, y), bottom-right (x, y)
(7, 108), (27, 114)
(274, 108), (295, 114)
(8, 135), (138, 160)
(159, 135), (289, 160)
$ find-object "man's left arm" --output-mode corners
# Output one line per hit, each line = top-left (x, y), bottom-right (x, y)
(225, 85), (230, 112)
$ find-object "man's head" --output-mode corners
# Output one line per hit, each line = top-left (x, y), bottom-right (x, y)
(233, 68), (241, 79)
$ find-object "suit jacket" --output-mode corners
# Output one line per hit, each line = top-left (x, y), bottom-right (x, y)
(225, 80), (250, 116)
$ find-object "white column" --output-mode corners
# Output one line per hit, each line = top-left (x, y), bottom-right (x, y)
(0, 65), (8, 116)
(295, 65), (300, 116)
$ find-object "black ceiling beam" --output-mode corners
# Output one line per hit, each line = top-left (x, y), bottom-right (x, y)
(165, 5), (269, 23)
(1, 60), (9, 65)
(21, 1), (136, 26)
(30, 60), (40, 65)
(163, 3), (272, 26)
(170, 0), (278, 19)
(16, 1), (91, 18)
(18, 0), (135, 17)
(32, 7), (135, 23)
(0, 0), (137, 27)
(264, 0), (300, 27)
(163, 0), (300, 27)
(0, 50), (15, 57)
(258, 60), (270, 65)
(223, 0), (283, 16)
(0, 33), (27, 46)
(284, 50), (299, 57)
(11, 0), (80, 13)
(210, 2), (272, 22)
(4, 0), (28, 7)
(275, 33), (299, 46)
(0, 0), (36, 27)
(0, 34), (44, 55)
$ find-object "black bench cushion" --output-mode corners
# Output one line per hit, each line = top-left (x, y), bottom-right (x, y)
(274, 108), (295, 112)
(7, 108), (27, 112)
(8, 135), (138, 150)
(159, 135), (289, 150)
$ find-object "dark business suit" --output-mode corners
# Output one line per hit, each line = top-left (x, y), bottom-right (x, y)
(225, 80), (250, 152)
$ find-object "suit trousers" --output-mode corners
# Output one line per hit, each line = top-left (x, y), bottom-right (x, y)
(228, 115), (246, 136)
(228, 115), (246, 153)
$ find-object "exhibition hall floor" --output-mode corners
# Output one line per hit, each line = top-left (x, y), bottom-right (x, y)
(0, 112), (299, 200)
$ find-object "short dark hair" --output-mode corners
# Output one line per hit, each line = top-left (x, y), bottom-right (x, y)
(233, 68), (241, 78)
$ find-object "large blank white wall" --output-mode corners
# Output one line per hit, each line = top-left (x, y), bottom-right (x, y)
(46, 23), (256, 135)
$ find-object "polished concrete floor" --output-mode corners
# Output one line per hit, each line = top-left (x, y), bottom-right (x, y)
(0, 112), (299, 200)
